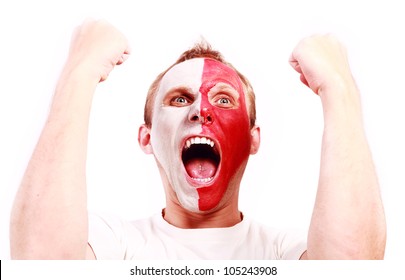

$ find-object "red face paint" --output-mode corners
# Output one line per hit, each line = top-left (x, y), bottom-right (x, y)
(197, 59), (251, 211)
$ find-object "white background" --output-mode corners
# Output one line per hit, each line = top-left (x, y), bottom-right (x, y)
(1, 0), (404, 261)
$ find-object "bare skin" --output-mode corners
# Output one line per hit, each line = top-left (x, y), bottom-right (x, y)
(10, 20), (385, 259)
(290, 35), (386, 259)
(10, 19), (129, 259)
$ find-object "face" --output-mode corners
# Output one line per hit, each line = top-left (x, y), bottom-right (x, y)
(149, 58), (253, 212)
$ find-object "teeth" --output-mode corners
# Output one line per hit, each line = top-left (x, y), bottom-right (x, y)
(185, 136), (215, 149)
(191, 177), (214, 183)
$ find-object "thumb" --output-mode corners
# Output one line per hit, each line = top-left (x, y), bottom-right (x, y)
(289, 54), (311, 90)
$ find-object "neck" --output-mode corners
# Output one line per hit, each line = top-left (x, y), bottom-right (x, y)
(163, 201), (242, 229)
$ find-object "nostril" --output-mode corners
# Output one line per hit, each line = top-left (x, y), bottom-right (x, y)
(200, 108), (214, 124)
(191, 115), (199, 122)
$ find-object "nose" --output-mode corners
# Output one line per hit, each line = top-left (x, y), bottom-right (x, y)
(189, 107), (214, 125)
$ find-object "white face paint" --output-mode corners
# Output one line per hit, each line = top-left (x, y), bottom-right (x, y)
(150, 59), (205, 212)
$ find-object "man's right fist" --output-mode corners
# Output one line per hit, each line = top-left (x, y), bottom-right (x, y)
(66, 19), (131, 82)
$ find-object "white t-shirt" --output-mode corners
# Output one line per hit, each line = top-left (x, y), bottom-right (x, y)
(88, 212), (307, 260)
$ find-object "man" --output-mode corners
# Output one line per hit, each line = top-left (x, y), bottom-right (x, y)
(10, 19), (386, 259)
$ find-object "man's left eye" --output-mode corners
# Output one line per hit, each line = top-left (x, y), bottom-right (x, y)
(214, 96), (234, 108)
(218, 98), (230, 104)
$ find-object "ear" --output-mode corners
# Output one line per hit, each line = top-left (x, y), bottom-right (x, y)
(138, 124), (153, 154)
(250, 125), (260, 155)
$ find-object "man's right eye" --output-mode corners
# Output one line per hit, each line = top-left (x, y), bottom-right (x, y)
(170, 96), (191, 106)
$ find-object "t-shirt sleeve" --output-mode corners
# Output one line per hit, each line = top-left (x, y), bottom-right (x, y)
(88, 212), (129, 260)
(276, 228), (307, 260)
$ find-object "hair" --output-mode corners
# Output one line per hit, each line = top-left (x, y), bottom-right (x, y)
(144, 40), (256, 128)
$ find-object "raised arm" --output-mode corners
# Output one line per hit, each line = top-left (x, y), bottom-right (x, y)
(289, 35), (386, 259)
(10, 19), (130, 259)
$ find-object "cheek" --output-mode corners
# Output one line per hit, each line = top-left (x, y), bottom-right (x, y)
(201, 87), (251, 158)
(214, 107), (251, 169)
(197, 102), (251, 211)
(151, 108), (186, 161)
(153, 108), (185, 136)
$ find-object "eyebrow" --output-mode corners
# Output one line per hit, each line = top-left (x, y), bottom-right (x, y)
(164, 86), (197, 98)
(162, 86), (196, 105)
(207, 82), (240, 99)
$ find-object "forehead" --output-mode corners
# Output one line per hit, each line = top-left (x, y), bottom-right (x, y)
(159, 58), (205, 95)
(158, 58), (243, 96)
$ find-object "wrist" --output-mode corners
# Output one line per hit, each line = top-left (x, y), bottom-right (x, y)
(318, 80), (363, 126)
(51, 65), (100, 115)
(61, 59), (104, 84)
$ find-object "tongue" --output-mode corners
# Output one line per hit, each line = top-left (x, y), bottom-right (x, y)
(185, 158), (217, 179)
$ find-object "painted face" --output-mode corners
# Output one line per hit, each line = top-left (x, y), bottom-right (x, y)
(150, 58), (251, 212)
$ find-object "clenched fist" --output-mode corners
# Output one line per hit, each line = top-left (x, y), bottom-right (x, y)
(65, 19), (131, 82)
(289, 35), (356, 98)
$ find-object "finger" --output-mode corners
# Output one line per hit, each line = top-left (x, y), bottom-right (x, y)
(288, 54), (302, 74)
(116, 42), (131, 65)
(124, 44), (132, 55)
(299, 74), (310, 88)
(117, 53), (130, 65)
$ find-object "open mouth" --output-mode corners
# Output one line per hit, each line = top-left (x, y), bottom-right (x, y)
(182, 136), (221, 184)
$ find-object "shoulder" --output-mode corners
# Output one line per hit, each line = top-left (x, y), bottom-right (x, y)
(88, 212), (158, 259)
(242, 216), (307, 259)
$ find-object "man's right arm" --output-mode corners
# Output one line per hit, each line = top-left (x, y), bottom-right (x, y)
(10, 19), (130, 259)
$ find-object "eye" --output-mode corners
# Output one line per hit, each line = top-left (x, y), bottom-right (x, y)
(218, 97), (230, 105)
(174, 97), (188, 103)
(170, 96), (192, 107)
(213, 95), (235, 108)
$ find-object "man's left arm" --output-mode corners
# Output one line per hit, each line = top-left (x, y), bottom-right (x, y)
(289, 35), (386, 259)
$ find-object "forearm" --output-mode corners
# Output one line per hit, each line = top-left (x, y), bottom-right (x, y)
(10, 69), (98, 259)
(307, 85), (386, 259)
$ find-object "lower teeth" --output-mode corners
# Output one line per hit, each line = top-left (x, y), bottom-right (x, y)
(192, 177), (213, 183)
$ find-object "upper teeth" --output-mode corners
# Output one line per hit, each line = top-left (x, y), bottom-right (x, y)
(185, 136), (215, 149)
